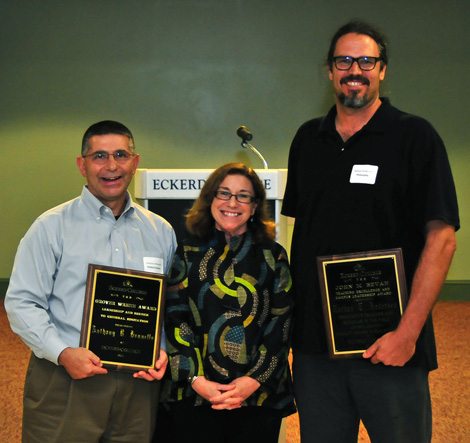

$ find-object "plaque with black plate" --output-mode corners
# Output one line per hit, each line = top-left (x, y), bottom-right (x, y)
(317, 249), (408, 359)
(80, 264), (166, 372)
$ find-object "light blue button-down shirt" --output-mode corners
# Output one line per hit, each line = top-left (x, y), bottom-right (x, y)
(5, 186), (176, 364)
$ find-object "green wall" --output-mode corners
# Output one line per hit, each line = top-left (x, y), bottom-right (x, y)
(1, 1), (469, 289)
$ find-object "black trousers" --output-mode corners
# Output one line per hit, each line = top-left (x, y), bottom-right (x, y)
(293, 351), (432, 443)
(154, 399), (282, 443)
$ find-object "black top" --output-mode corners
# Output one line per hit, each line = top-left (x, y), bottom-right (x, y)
(164, 229), (296, 415)
(282, 98), (459, 370)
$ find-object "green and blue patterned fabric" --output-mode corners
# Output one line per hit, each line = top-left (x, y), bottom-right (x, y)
(163, 229), (296, 415)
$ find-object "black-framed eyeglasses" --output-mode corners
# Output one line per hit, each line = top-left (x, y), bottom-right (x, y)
(82, 150), (136, 164)
(214, 190), (256, 204)
(333, 56), (382, 71)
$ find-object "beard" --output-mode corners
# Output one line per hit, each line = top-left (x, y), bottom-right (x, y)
(337, 75), (373, 109)
(337, 90), (372, 108)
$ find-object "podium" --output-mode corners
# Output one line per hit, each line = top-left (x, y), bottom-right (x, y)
(134, 168), (289, 248)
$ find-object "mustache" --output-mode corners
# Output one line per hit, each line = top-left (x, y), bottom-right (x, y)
(340, 75), (370, 86)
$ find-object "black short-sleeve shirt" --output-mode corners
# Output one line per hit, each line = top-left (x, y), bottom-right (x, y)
(282, 98), (459, 370)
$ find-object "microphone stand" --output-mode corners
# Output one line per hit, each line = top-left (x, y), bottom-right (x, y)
(241, 140), (269, 169)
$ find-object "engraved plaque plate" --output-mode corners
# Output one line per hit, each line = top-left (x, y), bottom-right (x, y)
(317, 249), (408, 358)
(80, 264), (165, 371)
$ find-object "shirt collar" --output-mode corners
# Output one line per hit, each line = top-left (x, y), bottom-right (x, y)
(319, 97), (393, 135)
(80, 186), (135, 218)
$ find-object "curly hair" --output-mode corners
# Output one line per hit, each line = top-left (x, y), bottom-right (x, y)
(185, 163), (276, 243)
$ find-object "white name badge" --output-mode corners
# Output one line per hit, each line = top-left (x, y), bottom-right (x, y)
(143, 257), (164, 274)
(350, 164), (379, 185)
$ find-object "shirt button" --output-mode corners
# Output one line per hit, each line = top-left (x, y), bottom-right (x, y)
(115, 248), (119, 252)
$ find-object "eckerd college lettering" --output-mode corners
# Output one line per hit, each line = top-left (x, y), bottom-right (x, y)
(152, 179), (206, 191)
(152, 178), (272, 191)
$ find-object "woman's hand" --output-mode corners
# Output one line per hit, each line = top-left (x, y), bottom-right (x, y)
(191, 376), (235, 403)
(210, 376), (261, 410)
(191, 376), (236, 403)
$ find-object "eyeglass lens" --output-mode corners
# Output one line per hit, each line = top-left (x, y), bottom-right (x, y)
(215, 190), (254, 203)
(84, 150), (134, 163)
(334, 56), (380, 71)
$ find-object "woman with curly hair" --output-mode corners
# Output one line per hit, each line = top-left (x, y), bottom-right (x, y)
(162, 162), (295, 443)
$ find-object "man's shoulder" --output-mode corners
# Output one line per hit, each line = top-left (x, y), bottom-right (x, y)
(289, 116), (329, 151)
(382, 100), (438, 133)
(34, 196), (81, 224)
(19, 196), (81, 244)
(295, 115), (327, 133)
(131, 202), (175, 233)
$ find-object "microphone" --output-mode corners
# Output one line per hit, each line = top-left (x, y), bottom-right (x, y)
(235, 125), (268, 169)
(236, 125), (253, 142)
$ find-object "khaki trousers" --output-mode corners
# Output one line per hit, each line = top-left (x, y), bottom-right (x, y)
(22, 354), (160, 443)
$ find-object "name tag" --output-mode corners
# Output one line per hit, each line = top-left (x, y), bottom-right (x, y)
(143, 257), (164, 273)
(350, 164), (378, 185)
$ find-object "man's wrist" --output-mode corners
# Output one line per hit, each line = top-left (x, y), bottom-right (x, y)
(57, 347), (72, 366)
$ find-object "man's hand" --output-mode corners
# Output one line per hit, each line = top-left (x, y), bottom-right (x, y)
(58, 347), (108, 379)
(363, 330), (416, 366)
(133, 350), (168, 381)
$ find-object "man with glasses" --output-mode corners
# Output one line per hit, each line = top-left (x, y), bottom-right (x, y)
(5, 120), (177, 442)
(282, 21), (459, 442)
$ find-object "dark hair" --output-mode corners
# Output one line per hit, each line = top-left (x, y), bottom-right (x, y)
(81, 120), (135, 155)
(185, 162), (276, 243)
(326, 20), (388, 70)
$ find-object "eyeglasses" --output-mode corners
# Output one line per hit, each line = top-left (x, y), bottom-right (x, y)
(82, 150), (136, 164)
(214, 190), (256, 204)
(333, 56), (382, 71)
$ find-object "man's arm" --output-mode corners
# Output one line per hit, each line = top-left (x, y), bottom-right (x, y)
(363, 220), (457, 366)
(4, 220), (70, 364)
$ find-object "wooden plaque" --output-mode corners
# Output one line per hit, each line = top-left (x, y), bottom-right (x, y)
(317, 249), (408, 358)
(80, 264), (166, 372)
